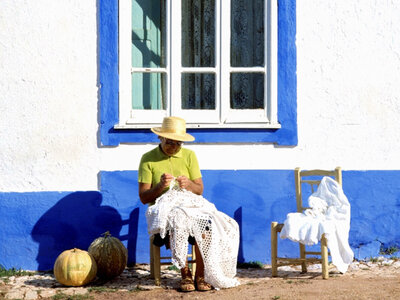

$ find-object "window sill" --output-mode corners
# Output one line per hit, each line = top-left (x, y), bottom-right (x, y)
(114, 122), (281, 130)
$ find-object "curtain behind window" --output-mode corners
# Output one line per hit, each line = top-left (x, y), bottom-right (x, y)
(231, 0), (265, 109)
(182, 0), (265, 111)
(182, 0), (216, 109)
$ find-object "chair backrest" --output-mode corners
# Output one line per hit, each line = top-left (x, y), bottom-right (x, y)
(294, 167), (342, 213)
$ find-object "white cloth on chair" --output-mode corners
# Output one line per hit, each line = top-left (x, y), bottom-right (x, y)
(280, 176), (354, 273)
(146, 181), (240, 289)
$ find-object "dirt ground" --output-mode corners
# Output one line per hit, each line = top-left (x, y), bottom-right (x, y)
(96, 276), (400, 300)
(90, 263), (400, 300)
(2, 260), (400, 300)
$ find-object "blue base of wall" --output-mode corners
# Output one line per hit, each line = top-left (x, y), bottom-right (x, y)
(1, 170), (400, 271)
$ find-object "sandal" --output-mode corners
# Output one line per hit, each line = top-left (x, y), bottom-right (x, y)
(180, 277), (195, 292)
(195, 277), (212, 292)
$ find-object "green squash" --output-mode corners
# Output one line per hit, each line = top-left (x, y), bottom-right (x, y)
(88, 231), (128, 279)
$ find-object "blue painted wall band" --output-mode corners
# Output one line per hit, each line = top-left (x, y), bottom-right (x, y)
(1, 169), (399, 270)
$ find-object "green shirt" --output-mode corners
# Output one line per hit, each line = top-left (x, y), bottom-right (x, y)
(138, 145), (202, 188)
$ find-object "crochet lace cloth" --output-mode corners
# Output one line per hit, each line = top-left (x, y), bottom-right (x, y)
(146, 180), (240, 289)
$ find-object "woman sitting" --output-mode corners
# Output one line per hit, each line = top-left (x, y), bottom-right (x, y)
(138, 116), (212, 292)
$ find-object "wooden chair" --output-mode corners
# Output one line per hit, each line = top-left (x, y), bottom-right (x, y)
(271, 167), (342, 279)
(149, 235), (196, 285)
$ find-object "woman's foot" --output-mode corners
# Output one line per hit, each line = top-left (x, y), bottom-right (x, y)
(195, 277), (212, 291)
(180, 277), (195, 292)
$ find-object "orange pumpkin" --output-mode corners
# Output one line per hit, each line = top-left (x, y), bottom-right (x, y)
(53, 248), (97, 286)
(88, 231), (128, 279)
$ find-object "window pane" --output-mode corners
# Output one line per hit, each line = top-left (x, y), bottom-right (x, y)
(132, 73), (166, 109)
(230, 73), (264, 109)
(132, 0), (166, 68)
(231, 0), (264, 67)
(182, 0), (215, 67)
(182, 73), (215, 109)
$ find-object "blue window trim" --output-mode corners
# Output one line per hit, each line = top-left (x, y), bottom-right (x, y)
(99, 0), (297, 146)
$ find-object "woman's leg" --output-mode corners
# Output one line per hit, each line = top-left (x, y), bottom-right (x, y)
(194, 243), (212, 291)
(194, 243), (204, 278)
(180, 260), (192, 279)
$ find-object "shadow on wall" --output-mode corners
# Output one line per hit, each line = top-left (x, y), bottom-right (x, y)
(234, 207), (245, 263)
(31, 192), (139, 271)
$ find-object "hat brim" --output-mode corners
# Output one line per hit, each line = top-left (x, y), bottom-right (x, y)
(151, 127), (195, 142)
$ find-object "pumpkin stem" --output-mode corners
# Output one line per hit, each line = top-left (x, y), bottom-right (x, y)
(102, 231), (111, 238)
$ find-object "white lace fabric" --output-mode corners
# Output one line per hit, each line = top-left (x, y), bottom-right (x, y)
(280, 176), (354, 273)
(146, 180), (240, 289)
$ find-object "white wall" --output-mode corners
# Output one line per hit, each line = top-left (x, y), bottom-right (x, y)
(1, 0), (400, 192)
(296, 0), (400, 170)
(0, 1), (99, 192)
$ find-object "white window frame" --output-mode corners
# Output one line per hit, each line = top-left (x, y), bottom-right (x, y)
(116, 0), (280, 129)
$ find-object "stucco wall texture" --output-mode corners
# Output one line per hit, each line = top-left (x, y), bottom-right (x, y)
(0, 1), (99, 192)
(1, 0), (400, 270)
(1, 0), (400, 192)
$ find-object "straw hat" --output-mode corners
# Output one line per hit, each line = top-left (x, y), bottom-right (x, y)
(151, 116), (195, 142)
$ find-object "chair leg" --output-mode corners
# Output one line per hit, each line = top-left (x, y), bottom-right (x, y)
(191, 244), (196, 279)
(271, 222), (278, 277)
(321, 234), (329, 279)
(150, 238), (155, 278)
(152, 243), (161, 286)
(299, 243), (307, 273)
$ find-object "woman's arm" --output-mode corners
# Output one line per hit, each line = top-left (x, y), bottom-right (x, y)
(138, 173), (174, 204)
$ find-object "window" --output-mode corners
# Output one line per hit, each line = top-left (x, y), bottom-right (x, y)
(99, 0), (297, 145)
(117, 0), (279, 129)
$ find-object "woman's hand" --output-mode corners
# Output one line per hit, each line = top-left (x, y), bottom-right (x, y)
(159, 173), (174, 189)
(177, 176), (204, 195)
(176, 175), (191, 190)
